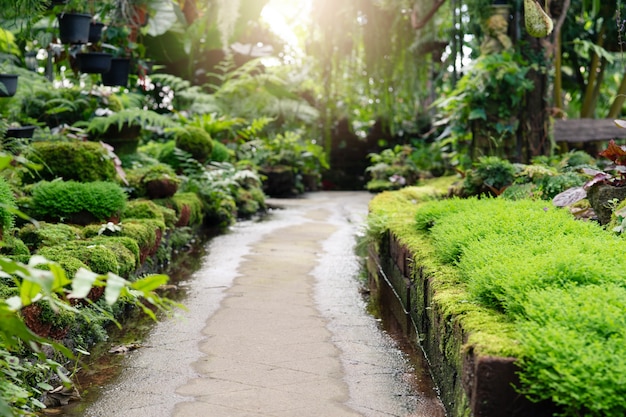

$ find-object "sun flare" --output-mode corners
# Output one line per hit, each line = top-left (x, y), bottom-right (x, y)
(261, 0), (312, 56)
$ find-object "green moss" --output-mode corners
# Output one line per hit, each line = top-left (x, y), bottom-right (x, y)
(157, 205), (177, 228)
(155, 192), (204, 226)
(122, 199), (165, 223)
(38, 242), (119, 275)
(18, 222), (83, 251)
(87, 236), (137, 276)
(210, 140), (232, 162)
(126, 163), (181, 198)
(368, 182), (521, 358)
(24, 141), (118, 183)
(0, 234), (30, 257)
(174, 126), (213, 163)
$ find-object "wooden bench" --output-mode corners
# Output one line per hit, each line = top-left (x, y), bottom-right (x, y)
(554, 118), (626, 154)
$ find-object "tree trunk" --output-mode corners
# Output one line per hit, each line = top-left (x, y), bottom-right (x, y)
(521, 37), (549, 161)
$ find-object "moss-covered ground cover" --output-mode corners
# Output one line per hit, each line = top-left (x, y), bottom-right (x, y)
(369, 178), (626, 417)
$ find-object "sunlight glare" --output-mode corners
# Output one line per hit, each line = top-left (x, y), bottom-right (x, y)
(261, 0), (312, 63)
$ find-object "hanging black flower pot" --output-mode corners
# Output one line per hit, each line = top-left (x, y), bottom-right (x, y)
(5, 125), (36, 139)
(101, 57), (131, 87)
(77, 52), (113, 73)
(57, 13), (92, 44)
(0, 74), (18, 97)
(89, 22), (105, 43)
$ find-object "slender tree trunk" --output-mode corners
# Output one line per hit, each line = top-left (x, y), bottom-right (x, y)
(580, 27), (606, 118)
(608, 75), (626, 118)
(521, 37), (549, 161)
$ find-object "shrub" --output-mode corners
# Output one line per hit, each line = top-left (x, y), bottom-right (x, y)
(210, 140), (232, 162)
(174, 126), (213, 163)
(538, 171), (585, 200)
(23, 141), (118, 183)
(462, 156), (516, 196)
(31, 181), (127, 224)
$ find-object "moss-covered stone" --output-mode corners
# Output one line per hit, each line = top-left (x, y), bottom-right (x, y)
(155, 192), (204, 227)
(37, 242), (120, 275)
(174, 126), (213, 163)
(18, 222), (83, 251)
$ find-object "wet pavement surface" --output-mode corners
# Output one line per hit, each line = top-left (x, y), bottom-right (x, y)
(68, 192), (444, 417)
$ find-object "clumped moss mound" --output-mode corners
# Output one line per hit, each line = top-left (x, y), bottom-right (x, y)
(370, 181), (626, 417)
(24, 141), (118, 183)
(31, 181), (127, 224)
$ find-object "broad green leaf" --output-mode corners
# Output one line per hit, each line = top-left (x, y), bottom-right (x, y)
(69, 268), (99, 299)
(104, 273), (128, 305)
(20, 279), (42, 308)
(469, 108), (486, 121)
(0, 154), (12, 170)
(131, 274), (168, 293)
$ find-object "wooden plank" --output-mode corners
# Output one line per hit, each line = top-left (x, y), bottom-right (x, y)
(554, 119), (626, 143)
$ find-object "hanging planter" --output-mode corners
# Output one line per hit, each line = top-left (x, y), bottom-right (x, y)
(77, 52), (113, 73)
(5, 125), (36, 139)
(89, 21), (105, 43)
(101, 57), (131, 87)
(0, 74), (18, 97)
(57, 13), (92, 44)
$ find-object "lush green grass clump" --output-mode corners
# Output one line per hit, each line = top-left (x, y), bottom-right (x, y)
(31, 181), (127, 224)
(415, 197), (626, 415)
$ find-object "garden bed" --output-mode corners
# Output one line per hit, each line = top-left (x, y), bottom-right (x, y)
(365, 179), (626, 417)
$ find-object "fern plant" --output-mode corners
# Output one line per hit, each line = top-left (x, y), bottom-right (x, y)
(79, 108), (178, 136)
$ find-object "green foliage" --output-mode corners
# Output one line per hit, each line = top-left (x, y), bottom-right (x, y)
(210, 140), (232, 163)
(174, 126), (213, 163)
(0, 177), (16, 233)
(538, 171), (586, 200)
(80, 108), (177, 136)
(462, 156), (516, 196)
(434, 52), (534, 162)
(365, 145), (420, 191)
(24, 141), (118, 184)
(30, 181), (127, 224)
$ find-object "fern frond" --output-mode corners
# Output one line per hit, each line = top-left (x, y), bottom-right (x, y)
(85, 108), (178, 135)
(150, 74), (192, 93)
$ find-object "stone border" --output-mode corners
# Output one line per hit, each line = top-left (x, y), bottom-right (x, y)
(367, 231), (558, 417)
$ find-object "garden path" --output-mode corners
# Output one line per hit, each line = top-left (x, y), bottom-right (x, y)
(75, 192), (443, 417)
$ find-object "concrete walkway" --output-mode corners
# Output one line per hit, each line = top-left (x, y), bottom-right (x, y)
(77, 192), (437, 417)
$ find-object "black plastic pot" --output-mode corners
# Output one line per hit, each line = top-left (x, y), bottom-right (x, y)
(5, 126), (36, 139)
(0, 74), (18, 97)
(57, 13), (92, 44)
(89, 22), (105, 43)
(77, 52), (113, 74)
(101, 57), (131, 87)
